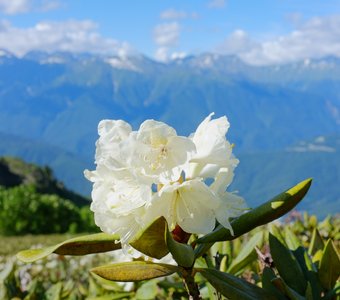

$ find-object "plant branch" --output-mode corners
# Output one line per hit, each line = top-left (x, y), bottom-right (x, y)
(182, 268), (201, 300)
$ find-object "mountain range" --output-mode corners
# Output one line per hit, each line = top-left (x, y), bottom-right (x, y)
(0, 50), (339, 217)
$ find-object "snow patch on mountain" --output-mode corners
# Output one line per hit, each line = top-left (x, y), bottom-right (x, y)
(105, 56), (141, 72)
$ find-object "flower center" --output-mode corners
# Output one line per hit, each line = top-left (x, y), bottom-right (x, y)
(150, 145), (169, 171)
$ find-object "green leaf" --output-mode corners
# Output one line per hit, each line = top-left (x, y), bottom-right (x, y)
(199, 268), (276, 300)
(198, 178), (312, 243)
(130, 217), (169, 259)
(305, 271), (323, 300)
(271, 278), (305, 300)
(219, 255), (228, 272)
(308, 215), (318, 228)
(301, 248), (316, 272)
(312, 249), (323, 263)
(61, 280), (75, 298)
(17, 233), (121, 263)
(269, 233), (307, 295)
(157, 280), (185, 291)
(87, 294), (133, 300)
(88, 274), (105, 296)
(322, 283), (340, 300)
(91, 261), (179, 282)
(318, 239), (340, 290)
(0, 261), (19, 300)
(305, 282), (313, 300)
(308, 228), (324, 257)
(292, 247), (310, 277)
(205, 282), (221, 300)
(227, 231), (263, 275)
(165, 223), (195, 268)
(292, 246), (322, 298)
(135, 280), (159, 300)
(91, 272), (126, 291)
(194, 242), (214, 258)
(284, 227), (301, 250)
(270, 224), (286, 246)
(261, 267), (286, 300)
(45, 282), (62, 300)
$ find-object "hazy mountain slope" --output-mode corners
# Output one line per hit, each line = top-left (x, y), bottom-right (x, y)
(0, 156), (89, 206)
(231, 135), (340, 217)
(0, 132), (92, 194)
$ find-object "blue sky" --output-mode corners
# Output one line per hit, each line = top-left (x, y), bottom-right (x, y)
(0, 0), (339, 64)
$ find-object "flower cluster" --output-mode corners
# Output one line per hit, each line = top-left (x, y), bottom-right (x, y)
(85, 113), (247, 250)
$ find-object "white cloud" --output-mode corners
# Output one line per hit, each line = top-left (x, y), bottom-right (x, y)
(38, 1), (61, 12)
(285, 12), (304, 26)
(160, 9), (187, 20)
(208, 0), (226, 9)
(216, 30), (259, 55)
(171, 51), (187, 60)
(154, 47), (168, 62)
(217, 15), (340, 65)
(153, 22), (181, 62)
(153, 22), (180, 47)
(0, 0), (30, 14)
(0, 20), (135, 57)
(160, 9), (199, 20)
(155, 10), (197, 61)
(0, 0), (60, 14)
(154, 48), (187, 62)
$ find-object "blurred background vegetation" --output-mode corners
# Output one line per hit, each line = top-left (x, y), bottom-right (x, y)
(0, 156), (96, 236)
(0, 211), (338, 299)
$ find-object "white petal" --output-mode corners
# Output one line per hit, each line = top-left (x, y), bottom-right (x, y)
(176, 180), (220, 233)
(179, 179), (221, 209)
(137, 119), (177, 143)
(210, 166), (235, 195)
(145, 183), (179, 230)
(98, 119), (132, 139)
(167, 136), (196, 166)
(84, 169), (97, 182)
(93, 209), (143, 245)
(95, 119), (132, 164)
(146, 180), (220, 234)
(214, 192), (248, 235)
(187, 113), (236, 179)
(176, 193), (216, 234)
(222, 192), (248, 218)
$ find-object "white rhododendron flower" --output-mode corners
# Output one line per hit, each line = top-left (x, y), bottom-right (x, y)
(123, 119), (196, 184)
(85, 113), (247, 251)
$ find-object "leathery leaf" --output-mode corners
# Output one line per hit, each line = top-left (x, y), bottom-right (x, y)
(130, 216), (169, 259)
(91, 261), (179, 282)
(17, 233), (121, 263)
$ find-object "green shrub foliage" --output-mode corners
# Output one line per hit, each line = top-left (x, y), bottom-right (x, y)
(0, 185), (96, 235)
